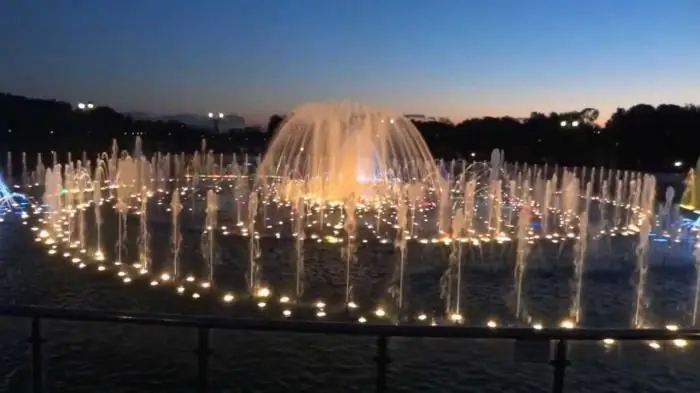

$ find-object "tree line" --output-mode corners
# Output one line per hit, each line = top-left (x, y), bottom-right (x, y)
(1, 92), (698, 172)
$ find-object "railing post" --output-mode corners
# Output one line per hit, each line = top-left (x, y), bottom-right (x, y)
(194, 327), (211, 393)
(550, 339), (569, 393)
(374, 335), (390, 393)
(27, 317), (44, 393)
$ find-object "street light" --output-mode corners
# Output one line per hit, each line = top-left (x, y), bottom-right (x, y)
(560, 120), (580, 128)
(208, 112), (225, 132)
(77, 102), (94, 111)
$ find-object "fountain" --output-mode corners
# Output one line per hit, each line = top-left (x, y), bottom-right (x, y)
(6, 101), (699, 346)
(256, 101), (443, 205)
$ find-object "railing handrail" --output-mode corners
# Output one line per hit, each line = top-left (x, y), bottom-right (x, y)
(1, 305), (699, 341)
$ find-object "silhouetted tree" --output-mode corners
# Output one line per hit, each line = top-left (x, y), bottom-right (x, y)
(0, 92), (698, 173)
(266, 114), (284, 134)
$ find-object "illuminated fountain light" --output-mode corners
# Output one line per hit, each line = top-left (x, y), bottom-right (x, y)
(222, 293), (234, 303)
(255, 287), (271, 298)
(673, 339), (688, 348)
(559, 319), (575, 329)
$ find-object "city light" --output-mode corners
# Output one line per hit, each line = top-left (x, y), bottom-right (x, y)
(560, 120), (580, 128)
(674, 161), (683, 167)
(76, 102), (94, 111)
(208, 112), (225, 119)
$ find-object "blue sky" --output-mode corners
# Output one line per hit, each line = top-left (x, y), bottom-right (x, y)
(1, 0), (698, 124)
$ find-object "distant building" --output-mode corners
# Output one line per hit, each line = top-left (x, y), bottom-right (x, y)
(404, 114), (452, 125)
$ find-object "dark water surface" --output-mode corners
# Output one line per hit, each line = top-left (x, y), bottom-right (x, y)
(2, 215), (700, 393)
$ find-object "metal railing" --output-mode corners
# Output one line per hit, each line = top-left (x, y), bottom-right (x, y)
(1, 305), (700, 393)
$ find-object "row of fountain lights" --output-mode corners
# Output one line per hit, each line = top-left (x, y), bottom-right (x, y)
(19, 197), (688, 352)
(27, 175), (651, 249)
(38, 180), (648, 258)
(122, 180), (648, 246)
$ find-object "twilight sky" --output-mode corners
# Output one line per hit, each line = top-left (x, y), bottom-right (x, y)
(1, 0), (698, 125)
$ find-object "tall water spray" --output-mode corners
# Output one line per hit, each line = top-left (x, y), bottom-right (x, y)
(488, 150), (503, 236)
(108, 140), (118, 197)
(115, 180), (129, 265)
(115, 157), (136, 265)
(190, 152), (200, 213)
(343, 197), (358, 305)
(74, 169), (89, 251)
(93, 163), (106, 263)
(632, 175), (656, 328)
(43, 167), (63, 228)
(170, 189), (183, 278)
(247, 191), (261, 293)
(21, 152), (28, 185)
(442, 209), (466, 320)
(36, 153), (45, 186)
(570, 181), (592, 325)
(389, 192), (409, 312)
(293, 188), (306, 298)
(203, 189), (219, 284)
(514, 180), (532, 320)
(64, 163), (76, 244)
(138, 189), (151, 274)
